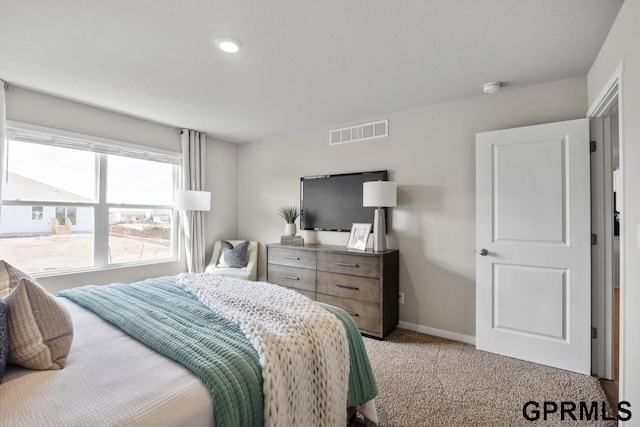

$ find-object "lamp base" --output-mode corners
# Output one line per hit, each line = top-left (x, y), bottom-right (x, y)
(373, 208), (387, 252)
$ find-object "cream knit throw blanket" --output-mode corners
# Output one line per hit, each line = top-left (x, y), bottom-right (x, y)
(177, 273), (349, 427)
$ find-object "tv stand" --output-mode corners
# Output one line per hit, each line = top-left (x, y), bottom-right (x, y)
(266, 243), (399, 339)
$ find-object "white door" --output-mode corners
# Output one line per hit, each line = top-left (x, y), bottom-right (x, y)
(476, 118), (591, 375)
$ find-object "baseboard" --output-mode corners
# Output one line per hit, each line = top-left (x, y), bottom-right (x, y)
(397, 321), (476, 346)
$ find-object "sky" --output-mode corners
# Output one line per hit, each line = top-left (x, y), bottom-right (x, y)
(7, 140), (174, 205)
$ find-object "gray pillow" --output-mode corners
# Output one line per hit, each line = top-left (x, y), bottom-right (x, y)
(0, 260), (73, 370)
(0, 299), (7, 382)
(217, 240), (249, 268)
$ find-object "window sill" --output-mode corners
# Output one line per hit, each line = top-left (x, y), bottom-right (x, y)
(29, 257), (182, 279)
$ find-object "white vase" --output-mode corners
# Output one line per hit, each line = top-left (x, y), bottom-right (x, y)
(284, 223), (296, 236)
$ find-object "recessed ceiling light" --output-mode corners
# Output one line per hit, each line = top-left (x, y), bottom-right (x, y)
(215, 37), (242, 53)
(483, 82), (501, 94)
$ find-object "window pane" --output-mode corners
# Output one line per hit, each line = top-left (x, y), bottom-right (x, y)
(32, 206), (43, 220)
(0, 205), (94, 273)
(55, 207), (77, 225)
(107, 156), (174, 205)
(4, 141), (96, 203)
(55, 207), (65, 224)
(108, 208), (173, 264)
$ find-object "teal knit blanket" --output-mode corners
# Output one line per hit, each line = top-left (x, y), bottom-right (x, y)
(59, 276), (377, 426)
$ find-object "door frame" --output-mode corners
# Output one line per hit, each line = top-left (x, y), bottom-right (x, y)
(587, 62), (624, 391)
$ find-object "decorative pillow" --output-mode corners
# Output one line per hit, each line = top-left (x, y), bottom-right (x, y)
(217, 240), (249, 268)
(0, 260), (73, 370)
(0, 299), (7, 382)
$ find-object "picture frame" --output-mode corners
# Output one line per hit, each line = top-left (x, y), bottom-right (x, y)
(347, 223), (372, 251)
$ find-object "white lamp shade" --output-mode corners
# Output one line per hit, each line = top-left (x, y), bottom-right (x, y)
(363, 181), (397, 207)
(175, 190), (211, 211)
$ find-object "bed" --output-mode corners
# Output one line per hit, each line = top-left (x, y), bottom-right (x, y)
(0, 272), (378, 427)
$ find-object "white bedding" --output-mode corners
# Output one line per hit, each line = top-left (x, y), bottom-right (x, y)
(177, 272), (349, 427)
(0, 298), (214, 427)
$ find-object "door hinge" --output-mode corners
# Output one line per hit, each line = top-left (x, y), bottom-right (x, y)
(591, 234), (597, 245)
(592, 327), (598, 339)
(590, 141), (597, 152)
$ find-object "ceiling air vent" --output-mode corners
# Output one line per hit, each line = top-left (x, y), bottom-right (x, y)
(329, 119), (388, 145)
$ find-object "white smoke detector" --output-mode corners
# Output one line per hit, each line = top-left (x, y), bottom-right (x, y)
(483, 82), (501, 94)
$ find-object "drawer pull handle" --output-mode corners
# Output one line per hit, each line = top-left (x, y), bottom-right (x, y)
(347, 311), (359, 317)
(336, 284), (360, 291)
(335, 262), (359, 268)
(283, 256), (301, 261)
(282, 275), (300, 280)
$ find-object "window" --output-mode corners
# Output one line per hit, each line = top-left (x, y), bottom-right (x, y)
(0, 122), (181, 274)
(32, 206), (43, 220)
(56, 207), (77, 225)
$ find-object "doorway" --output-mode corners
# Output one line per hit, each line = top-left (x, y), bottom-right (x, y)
(593, 106), (620, 405)
(588, 62), (624, 407)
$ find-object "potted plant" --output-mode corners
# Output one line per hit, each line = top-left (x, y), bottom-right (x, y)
(278, 205), (299, 236)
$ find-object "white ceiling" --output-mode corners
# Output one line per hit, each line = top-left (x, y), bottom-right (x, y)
(0, 0), (624, 143)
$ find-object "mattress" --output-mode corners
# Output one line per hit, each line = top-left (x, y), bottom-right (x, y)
(0, 298), (214, 427)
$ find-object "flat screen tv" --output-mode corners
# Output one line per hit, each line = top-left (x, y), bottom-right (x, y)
(300, 170), (387, 232)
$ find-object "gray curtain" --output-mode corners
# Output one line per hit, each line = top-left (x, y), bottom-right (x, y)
(180, 129), (207, 273)
(0, 81), (6, 223)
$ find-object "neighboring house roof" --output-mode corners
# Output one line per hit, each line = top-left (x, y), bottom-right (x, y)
(3, 172), (94, 203)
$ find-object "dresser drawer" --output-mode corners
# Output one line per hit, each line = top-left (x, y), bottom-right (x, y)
(268, 247), (316, 270)
(267, 264), (316, 292)
(317, 252), (380, 278)
(317, 271), (379, 304)
(266, 243), (398, 339)
(317, 294), (381, 335)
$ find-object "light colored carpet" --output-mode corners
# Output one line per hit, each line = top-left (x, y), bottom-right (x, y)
(353, 329), (615, 427)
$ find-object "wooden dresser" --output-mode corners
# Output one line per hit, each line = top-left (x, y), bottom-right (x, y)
(266, 243), (399, 339)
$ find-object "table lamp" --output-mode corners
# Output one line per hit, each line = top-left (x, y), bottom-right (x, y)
(363, 181), (397, 251)
(175, 190), (211, 211)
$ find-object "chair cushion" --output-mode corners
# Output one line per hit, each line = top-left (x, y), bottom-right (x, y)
(0, 261), (73, 370)
(217, 240), (249, 268)
(0, 299), (7, 382)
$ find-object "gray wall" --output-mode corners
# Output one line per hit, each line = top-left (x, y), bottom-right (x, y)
(4, 87), (239, 292)
(238, 76), (587, 340)
(2, 73), (594, 344)
(587, 0), (640, 408)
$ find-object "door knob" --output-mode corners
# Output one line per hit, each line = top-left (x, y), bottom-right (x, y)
(479, 249), (488, 256)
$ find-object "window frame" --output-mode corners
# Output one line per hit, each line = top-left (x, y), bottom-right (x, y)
(2, 121), (182, 276)
(31, 206), (44, 221)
